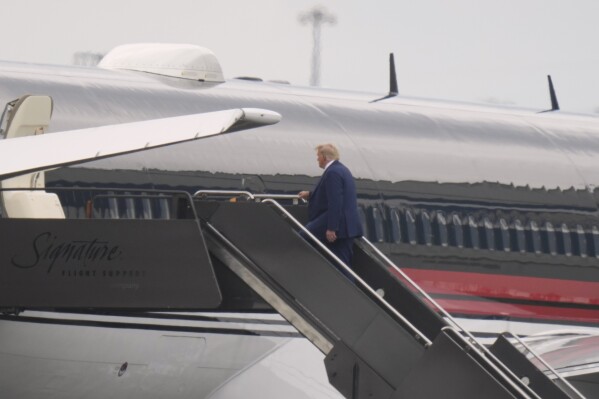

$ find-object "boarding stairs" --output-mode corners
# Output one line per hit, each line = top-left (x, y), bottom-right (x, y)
(193, 190), (585, 399)
(0, 186), (585, 399)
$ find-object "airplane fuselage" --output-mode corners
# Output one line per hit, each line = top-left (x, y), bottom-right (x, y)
(1, 61), (599, 325)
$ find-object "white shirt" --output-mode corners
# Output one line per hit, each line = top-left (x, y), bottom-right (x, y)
(324, 160), (335, 171)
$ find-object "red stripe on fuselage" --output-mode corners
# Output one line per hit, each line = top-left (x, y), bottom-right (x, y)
(401, 268), (599, 306)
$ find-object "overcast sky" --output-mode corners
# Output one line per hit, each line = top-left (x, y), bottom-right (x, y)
(2, 0), (598, 114)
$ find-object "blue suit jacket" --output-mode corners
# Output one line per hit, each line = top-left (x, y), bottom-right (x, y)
(306, 160), (363, 240)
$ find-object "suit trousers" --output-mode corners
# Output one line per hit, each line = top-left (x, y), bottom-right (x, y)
(325, 237), (355, 282)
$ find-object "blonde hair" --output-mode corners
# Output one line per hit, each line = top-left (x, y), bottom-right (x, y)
(316, 143), (340, 161)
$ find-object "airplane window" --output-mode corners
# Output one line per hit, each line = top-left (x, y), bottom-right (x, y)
(512, 219), (526, 253)
(372, 207), (385, 243)
(572, 224), (587, 257)
(562, 224), (572, 256)
(449, 213), (464, 248)
(419, 211), (433, 246)
(124, 194), (136, 219)
(527, 220), (541, 254)
(390, 209), (401, 244)
(131, 197), (144, 219)
(375, 204), (599, 259)
(57, 191), (75, 219)
(92, 194), (114, 219)
(117, 197), (132, 219)
(435, 212), (448, 247)
(465, 215), (479, 249)
(590, 226), (599, 258)
(541, 221), (557, 255)
(569, 226), (580, 256)
(117, 197), (126, 219)
(557, 223), (572, 256)
(358, 207), (367, 239)
(159, 198), (171, 219)
(497, 218), (510, 252)
(141, 197), (153, 219)
(107, 193), (119, 219)
(482, 217), (495, 251)
(405, 210), (417, 245)
(157, 196), (171, 220)
(92, 196), (104, 218)
(64, 190), (81, 219)
(75, 191), (91, 219)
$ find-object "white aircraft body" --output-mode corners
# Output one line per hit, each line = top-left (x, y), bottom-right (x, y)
(0, 43), (598, 398)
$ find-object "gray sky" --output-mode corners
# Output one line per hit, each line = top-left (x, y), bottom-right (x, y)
(2, 0), (598, 114)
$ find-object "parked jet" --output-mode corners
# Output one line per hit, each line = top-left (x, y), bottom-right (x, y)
(0, 43), (597, 398)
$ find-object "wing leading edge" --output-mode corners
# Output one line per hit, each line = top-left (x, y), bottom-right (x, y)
(0, 108), (281, 180)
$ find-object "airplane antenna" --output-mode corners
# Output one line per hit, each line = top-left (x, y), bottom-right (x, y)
(389, 53), (399, 95)
(371, 53), (399, 103)
(539, 75), (560, 113)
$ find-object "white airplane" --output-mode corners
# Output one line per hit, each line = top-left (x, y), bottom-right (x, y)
(0, 43), (597, 398)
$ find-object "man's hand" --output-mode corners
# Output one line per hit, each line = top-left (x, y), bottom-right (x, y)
(298, 191), (310, 200)
(326, 229), (337, 243)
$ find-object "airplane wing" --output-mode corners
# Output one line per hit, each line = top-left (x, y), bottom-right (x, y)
(0, 108), (281, 180)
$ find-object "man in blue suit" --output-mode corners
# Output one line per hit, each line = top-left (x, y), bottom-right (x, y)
(299, 144), (363, 273)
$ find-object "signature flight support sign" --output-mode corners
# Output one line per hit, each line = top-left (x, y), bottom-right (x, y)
(0, 219), (222, 309)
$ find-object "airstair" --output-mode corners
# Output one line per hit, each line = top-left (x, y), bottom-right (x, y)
(193, 191), (586, 399)
(0, 186), (586, 398)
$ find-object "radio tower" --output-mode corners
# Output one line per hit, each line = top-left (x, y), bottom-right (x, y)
(299, 6), (336, 87)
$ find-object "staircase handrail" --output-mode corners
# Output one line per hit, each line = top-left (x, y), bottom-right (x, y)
(261, 197), (432, 347)
(502, 331), (586, 399)
(442, 326), (539, 399)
